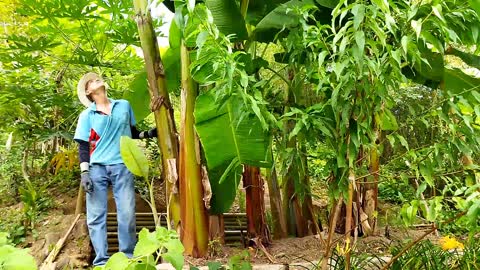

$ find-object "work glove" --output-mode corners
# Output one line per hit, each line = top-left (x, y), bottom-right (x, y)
(147, 127), (157, 138)
(140, 127), (157, 139)
(81, 171), (94, 193)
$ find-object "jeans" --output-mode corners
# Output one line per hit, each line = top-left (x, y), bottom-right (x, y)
(87, 163), (136, 266)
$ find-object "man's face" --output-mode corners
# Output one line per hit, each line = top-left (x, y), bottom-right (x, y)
(86, 78), (106, 101)
(86, 78), (105, 94)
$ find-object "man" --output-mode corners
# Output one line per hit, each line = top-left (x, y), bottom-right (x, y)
(74, 72), (159, 266)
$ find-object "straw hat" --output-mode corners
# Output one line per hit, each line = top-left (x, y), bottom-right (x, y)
(77, 72), (107, 107)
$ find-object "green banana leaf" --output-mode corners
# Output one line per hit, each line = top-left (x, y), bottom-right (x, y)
(204, 0), (248, 41)
(195, 92), (272, 213)
(207, 162), (243, 214)
(444, 68), (480, 104)
(195, 93), (271, 169)
(253, 0), (320, 42)
(123, 71), (150, 122)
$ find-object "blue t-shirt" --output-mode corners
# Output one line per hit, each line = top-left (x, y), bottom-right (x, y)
(74, 99), (136, 165)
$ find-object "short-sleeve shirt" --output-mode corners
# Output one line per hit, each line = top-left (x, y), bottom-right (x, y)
(74, 98), (136, 165)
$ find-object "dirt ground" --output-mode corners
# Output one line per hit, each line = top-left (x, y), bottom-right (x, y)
(18, 190), (443, 269)
(183, 227), (440, 266)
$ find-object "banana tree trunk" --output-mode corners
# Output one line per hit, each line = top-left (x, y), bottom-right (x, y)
(282, 169), (306, 236)
(282, 70), (309, 237)
(265, 166), (287, 239)
(133, 0), (181, 230)
(179, 41), (209, 257)
(243, 165), (271, 246)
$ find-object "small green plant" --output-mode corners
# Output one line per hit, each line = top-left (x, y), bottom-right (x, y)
(0, 232), (37, 270)
(19, 179), (53, 230)
(192, 251), (252, 270)
(94, 227), (184, 270)
(327, 246), (386, 270)
(208, 237), (223, 257)
(227, 251), (251, 270)
(452, 237), (480, 269)
(390, 240), (452, 270)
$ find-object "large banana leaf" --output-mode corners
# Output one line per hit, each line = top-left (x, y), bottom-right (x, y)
(163, 47), (182, 94)
(195, 93), (271, 169)
(195, 92), (271, 213)
(123, 71), (150, 122)
(207, 163), (243, 214)
(204, 0), (248, 41)
(253, 0), (318, 42)
(413, 41), (444, 81)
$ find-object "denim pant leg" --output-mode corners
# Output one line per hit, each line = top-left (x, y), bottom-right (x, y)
(108, 163), (136, 257)
(87, 165), (109, 266)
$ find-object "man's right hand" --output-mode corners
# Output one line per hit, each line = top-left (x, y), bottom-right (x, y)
(81, 171), (93, 193)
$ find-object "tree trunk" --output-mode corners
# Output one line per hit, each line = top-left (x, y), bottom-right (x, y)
(179, 41), (209, 257)
(133, 0), (181, 230)
(209, 214), (225, 244)
(265, 166), (287, 239)
(243, 165), (271, 246)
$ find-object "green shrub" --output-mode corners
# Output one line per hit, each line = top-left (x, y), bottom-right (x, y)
(0, 232), (37, 270)
(0, 208), (25, 245)
(0, 148), (23, 206)
(379, 179), (415, 204)
(19, 179), (53, 231)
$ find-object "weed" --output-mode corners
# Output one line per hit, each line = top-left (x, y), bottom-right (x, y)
(208, 237), (224, 257)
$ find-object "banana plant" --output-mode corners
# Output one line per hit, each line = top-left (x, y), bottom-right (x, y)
(171, 0), (210, 257)
(133, 0), (182, 231)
